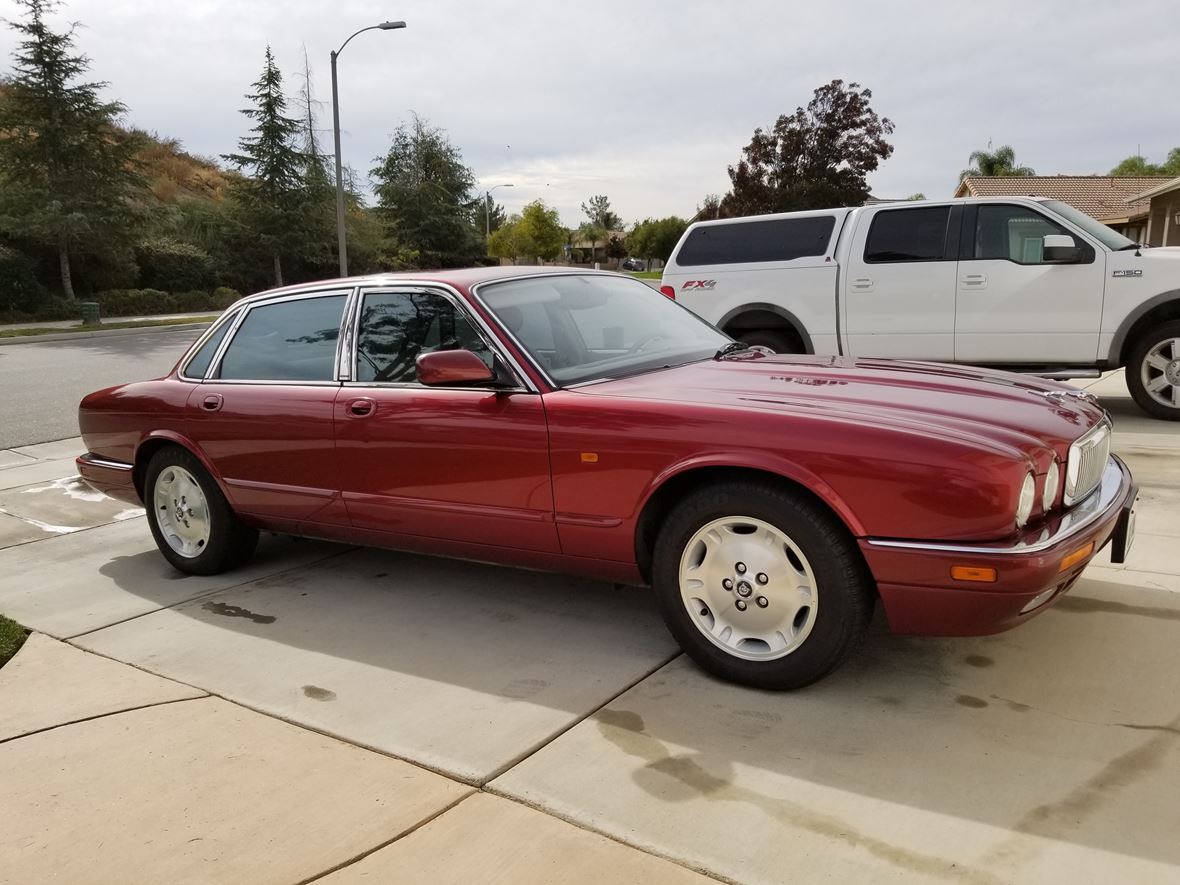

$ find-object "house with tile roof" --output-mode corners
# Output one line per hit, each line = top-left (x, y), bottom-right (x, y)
(1126, 177), (1180, 247)
(953, 175), (1171, 243)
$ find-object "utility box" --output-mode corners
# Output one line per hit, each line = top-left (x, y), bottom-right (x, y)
(80, 301), (101, 326)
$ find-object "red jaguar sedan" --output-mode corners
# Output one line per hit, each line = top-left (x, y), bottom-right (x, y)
(77, 268), (1137, 689)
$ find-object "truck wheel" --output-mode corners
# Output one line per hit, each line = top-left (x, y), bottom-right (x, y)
(736, 329), (801, 353)
(652, 480), (875, 690)
(1127, 321), (1180, 420)
(145, 446), (259, 575)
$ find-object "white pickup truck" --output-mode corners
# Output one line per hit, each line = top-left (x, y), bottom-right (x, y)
(661, 197), (1180, 419)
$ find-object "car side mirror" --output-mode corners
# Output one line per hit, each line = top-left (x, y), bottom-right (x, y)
(416, 350), (496, 386)
(1043, 234), (1081, 263)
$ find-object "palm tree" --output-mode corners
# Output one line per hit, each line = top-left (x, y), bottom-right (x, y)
(961, 144), (1034, 180)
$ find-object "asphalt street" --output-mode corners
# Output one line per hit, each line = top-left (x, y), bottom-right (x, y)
(0, 328), (204, 449)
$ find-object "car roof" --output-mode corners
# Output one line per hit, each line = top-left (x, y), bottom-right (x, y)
(236, 265), (620, 304)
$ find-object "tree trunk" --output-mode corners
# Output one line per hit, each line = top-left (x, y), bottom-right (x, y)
(59, 238), (75, 301)
(273, 253), (283, 288)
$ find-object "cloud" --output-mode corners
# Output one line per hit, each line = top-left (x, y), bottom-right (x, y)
(1, 0), (1175, 226)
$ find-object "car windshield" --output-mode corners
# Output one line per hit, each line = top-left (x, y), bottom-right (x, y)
(478, 274), (730, 386)
(1042, 200), (1137, 251)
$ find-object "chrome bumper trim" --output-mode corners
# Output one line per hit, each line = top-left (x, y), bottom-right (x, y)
(79, 452), (133, 471)
(866, 456), (1132, 556)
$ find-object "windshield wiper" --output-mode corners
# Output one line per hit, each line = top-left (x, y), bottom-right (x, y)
(714, 341), (752, 360)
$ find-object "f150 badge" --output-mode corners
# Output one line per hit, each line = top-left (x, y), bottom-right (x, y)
(1112, 269), (1143, 277)
(681, 280), (717, 290)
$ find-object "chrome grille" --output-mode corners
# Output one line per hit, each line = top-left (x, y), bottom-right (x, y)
(1064, 420), (1111, 506)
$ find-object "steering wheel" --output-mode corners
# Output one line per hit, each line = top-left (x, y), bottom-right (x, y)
(625, 333), (670, 356)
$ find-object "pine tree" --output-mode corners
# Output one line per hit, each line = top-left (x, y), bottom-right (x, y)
(223, 46), (305, 286)
(0, 0), (143, 299)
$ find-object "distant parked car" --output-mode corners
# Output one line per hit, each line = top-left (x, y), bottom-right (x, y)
(76, 268), (1136, 689)
(621, 256), (646, 271)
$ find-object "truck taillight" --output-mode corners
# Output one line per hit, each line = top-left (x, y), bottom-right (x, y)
(659, 285), (676, 300)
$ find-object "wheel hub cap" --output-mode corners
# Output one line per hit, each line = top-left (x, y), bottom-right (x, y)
(153, 465), (211, 558)
(1142, 338), (1180, 408)
(678, 516), (818, 662)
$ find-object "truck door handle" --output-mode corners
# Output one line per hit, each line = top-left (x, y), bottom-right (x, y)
(201, 394), (222, 412)
(960, 274), (987, 288)
(348, 397), (375, 417)
(851, 278), (874, 290)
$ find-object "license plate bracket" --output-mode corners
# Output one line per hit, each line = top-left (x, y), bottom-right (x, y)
(1110, 491), (1138, 564)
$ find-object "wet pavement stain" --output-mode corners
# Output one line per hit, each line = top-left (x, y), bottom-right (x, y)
(302, 685), (337, 701)
(500, 678), (550, 700)
(593, 710), (1002, 884)
(984, 714), (1180, 868)
(955, 694), (989, 709)
(1054, 596), (1180, 621)
(874, 696), (904, 707)
(200, 602), (276, 624)
(964, 654), (995, 668)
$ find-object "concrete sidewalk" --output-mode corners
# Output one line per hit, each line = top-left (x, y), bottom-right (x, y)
(2, 378), (1179, 883)
(0, 311), (214, 333)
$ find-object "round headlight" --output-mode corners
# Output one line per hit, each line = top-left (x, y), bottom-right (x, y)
(1016, 472), (1036, 528)
(1042, 460), (1060, 512)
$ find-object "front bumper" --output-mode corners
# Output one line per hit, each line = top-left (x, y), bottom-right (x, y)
(860, 455), (1136, 635)
(76, 452), (141, 506)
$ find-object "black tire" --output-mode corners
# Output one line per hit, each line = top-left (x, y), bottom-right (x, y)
(652, 480), (875, 690)
(1126, 320), (1180, 421)
(144, 445), (259, 575)
(736, 329), (802, 354)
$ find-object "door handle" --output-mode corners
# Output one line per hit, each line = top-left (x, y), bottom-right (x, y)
(201, 394), (222, 412)
(960, 274), (987, 288)
(348, 397), (375, 417)
(851, 278), (874, 290)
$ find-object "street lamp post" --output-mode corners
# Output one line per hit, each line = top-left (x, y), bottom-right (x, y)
(484, 183), (514, 240)
(331, 20), (406, 277)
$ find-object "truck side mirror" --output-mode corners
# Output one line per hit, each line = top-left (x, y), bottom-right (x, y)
(1043, 234), (1081, 263)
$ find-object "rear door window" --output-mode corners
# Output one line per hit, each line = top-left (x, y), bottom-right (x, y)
(675, 216), (836, 266)
(217, 294), (346, 382)
(864, 207), (951, 263)
(183, 313), (235, 379)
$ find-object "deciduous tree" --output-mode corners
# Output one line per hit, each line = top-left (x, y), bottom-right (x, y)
(628, 216), (688, 265)
(1110, 148), (1180, 177)
(721, 80), (894, 217)
(0, 0), (144, 299)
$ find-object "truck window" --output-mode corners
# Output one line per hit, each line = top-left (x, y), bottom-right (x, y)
(973, 204), (1073, 264)
(675, 216), (836, 266)
(864, 207), (950, 263)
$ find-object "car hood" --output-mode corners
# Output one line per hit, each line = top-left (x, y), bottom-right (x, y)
(575, 354), (1106, 459)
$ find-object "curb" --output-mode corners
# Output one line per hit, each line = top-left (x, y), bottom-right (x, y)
(0, 322), (211, 347)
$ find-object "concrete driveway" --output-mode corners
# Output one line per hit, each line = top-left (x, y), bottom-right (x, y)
(1, 371), (1177, 883)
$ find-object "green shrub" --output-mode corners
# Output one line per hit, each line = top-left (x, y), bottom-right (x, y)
(92, 288), (178, 317)
(0, 244), (48, 314)
(211, 286), (241, 308)
(136, 237), (215, 291)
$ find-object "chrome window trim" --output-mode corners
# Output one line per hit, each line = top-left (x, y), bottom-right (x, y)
(866, 456), (1130, 556)
(177, 308), (242, 382)
(349, 283), (537, 394)
(208, 288), (353, 384)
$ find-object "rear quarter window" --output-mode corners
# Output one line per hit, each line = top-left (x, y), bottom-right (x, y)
(675, 216), (836, 266)
(864, 206), (951, 263)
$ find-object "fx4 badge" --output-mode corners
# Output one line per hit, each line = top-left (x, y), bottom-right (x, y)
(681, 280), (717, 291)
(1112, 269), (1143, 277)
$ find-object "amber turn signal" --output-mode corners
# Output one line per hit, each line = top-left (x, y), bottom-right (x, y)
(951, 565), (997, 583)
(1059, 541), (1095, 573)
(580, 452), (599, 463)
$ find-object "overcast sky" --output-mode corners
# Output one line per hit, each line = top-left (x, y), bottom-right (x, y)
(2, 0), (1176, 227)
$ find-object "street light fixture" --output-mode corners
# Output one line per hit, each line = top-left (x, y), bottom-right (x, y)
(484, 183), (514, 240)
(331, 20), (406, 277)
